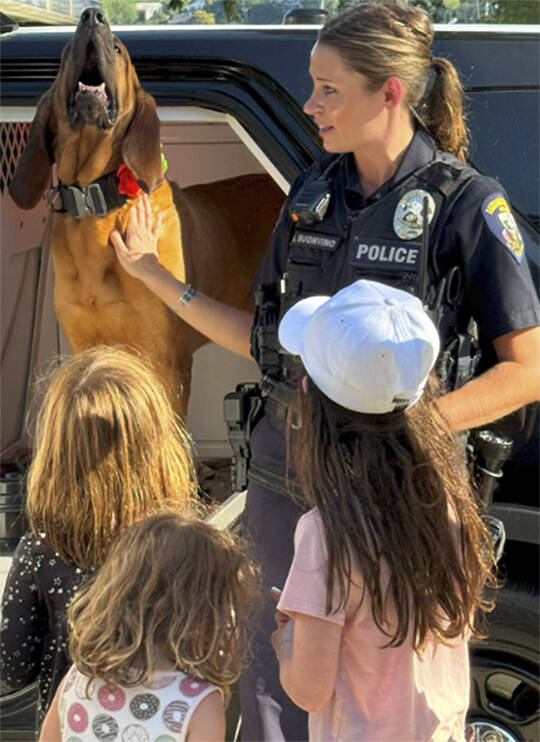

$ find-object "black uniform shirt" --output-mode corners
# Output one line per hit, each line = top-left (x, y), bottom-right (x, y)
(255, 127), (540, 371)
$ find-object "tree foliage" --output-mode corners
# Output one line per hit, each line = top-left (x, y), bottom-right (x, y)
(484, 0), (540, 23)
(193, 8), (216, 21)
(163, 0), (540, 24)
(102, 0), (138, 24)
(166, 0), (190, 13)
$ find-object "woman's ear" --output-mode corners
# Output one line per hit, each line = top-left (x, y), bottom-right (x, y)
(382, 75), (405, 108)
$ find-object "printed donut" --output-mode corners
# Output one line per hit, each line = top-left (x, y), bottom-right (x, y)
(121, 724), (150, 742)
(92, 713), (119, 741)
(67, 703), (88, 733)
(179, 676), (210, 697)
(155, 737), (176, 742)
(98, 684), (126, 711)
(162, 700), (189, 733)
(75, 673), (95, 700)
(63, 665), (78, 693)
(142, 674), (176, 690)
(129, 693), (160, 720)
(59, 691), (67, 721)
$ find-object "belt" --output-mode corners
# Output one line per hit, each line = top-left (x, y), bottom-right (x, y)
(248, 460), (303, 501)
(263, 394), (288, 423)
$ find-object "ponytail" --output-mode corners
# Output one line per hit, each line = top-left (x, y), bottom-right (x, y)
(422, 56), (469, 162)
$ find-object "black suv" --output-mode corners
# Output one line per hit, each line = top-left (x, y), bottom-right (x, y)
(0, 19), (538, 742)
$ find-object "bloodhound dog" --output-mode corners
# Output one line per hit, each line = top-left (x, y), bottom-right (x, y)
(9, 8), (284, 417)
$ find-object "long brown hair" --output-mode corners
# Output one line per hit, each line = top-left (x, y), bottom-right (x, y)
(27, 346), (197, 570)
(68, 513), (260, 700)
(290, 375), (495, 650)
(319, 0), (469, 161)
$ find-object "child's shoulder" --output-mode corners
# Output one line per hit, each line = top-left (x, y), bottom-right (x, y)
(146, 669), (222, 700)
(297, 507), (324, 534)
(14, 531), (55, 560)
(293, 508), (329, 563)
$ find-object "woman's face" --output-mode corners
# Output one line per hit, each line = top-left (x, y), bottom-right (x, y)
(304, 43), (387, 154)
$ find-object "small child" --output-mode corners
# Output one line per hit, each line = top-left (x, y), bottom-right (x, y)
(0, 346), (196, 727)
(272, 280), (496, 742)
(39, 512), (260, 741)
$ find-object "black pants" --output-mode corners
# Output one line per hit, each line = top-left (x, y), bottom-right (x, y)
(239, 417), (308, 741)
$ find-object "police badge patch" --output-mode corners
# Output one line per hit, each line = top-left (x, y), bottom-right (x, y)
(482, 192), (524, 263)
(393, 189), (435, 240)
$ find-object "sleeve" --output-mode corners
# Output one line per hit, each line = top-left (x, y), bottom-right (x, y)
(443, 176), (540, 342)
(278, 509), (346, 626)
(0, 534), (47, 693)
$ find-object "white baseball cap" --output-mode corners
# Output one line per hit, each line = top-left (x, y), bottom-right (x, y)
(278, 280), (440, 414)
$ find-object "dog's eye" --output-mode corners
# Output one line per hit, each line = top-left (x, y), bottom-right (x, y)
(114, 44), (122, 54)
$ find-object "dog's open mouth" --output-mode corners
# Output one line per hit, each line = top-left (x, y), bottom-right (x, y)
(68, 41), (117, 128)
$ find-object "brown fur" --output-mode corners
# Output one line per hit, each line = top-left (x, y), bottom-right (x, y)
(9, 12), (283, 416)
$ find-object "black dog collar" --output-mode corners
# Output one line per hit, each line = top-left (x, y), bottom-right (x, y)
(49, 172), (128, 219)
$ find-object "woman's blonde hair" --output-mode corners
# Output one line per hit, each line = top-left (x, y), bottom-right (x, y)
(319, 0), (469, 161)
(27, 346), (197, 570)
(68, 513), (260, 700)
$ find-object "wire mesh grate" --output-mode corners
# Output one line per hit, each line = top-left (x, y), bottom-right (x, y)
(1, 123), (30, 195)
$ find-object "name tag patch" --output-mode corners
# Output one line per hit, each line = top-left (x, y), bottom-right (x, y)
(291, 230), (341, 252)
(482, 192), (524, 264)
(350, 238), (423, 272)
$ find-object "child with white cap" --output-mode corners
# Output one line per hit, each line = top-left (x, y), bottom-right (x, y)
(271, 279), (496, 742)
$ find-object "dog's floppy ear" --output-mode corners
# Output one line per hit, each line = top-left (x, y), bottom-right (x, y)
(122, 88), (164, 194)
(9, 88), (56, 210)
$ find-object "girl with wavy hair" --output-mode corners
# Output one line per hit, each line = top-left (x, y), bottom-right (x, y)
(272, 280), (497, 742)
(38, 512), (259, 741)
(1, 346), (196, 727)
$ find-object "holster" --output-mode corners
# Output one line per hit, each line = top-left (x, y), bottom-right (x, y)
(223, 383), (263, 493)
(223, 376), (295, 494)
(468, 429), (513, 563)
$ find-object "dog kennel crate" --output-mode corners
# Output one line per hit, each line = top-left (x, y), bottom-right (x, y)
(1, 106), (287, 461)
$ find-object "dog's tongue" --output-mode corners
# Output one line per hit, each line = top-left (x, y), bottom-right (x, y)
(78, 81), (108, 105)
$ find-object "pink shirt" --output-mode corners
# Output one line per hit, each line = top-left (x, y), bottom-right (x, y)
(278, 508), (469, 742)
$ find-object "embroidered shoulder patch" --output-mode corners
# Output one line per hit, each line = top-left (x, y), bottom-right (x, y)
(482, 192), (524, 263)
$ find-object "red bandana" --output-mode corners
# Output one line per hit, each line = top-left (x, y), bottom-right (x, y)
(116, 164), (141, 198)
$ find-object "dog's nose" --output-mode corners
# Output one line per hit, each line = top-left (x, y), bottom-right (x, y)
(79, 7), (106, 27)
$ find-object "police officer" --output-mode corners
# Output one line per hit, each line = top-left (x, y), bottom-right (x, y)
(111, 2), (540, 740)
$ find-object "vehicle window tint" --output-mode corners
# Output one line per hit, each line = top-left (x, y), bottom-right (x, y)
(467, 90), (539, 221)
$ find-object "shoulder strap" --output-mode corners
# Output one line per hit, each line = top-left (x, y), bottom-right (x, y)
(418, 157), (477, 281)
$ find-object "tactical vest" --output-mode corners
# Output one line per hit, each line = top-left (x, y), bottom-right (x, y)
(253, 154), (480, 390)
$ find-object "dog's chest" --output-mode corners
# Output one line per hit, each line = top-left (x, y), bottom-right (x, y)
(51, 215), (125, 306)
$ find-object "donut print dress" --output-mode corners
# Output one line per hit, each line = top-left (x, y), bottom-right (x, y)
(59, 665), (222, 742)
